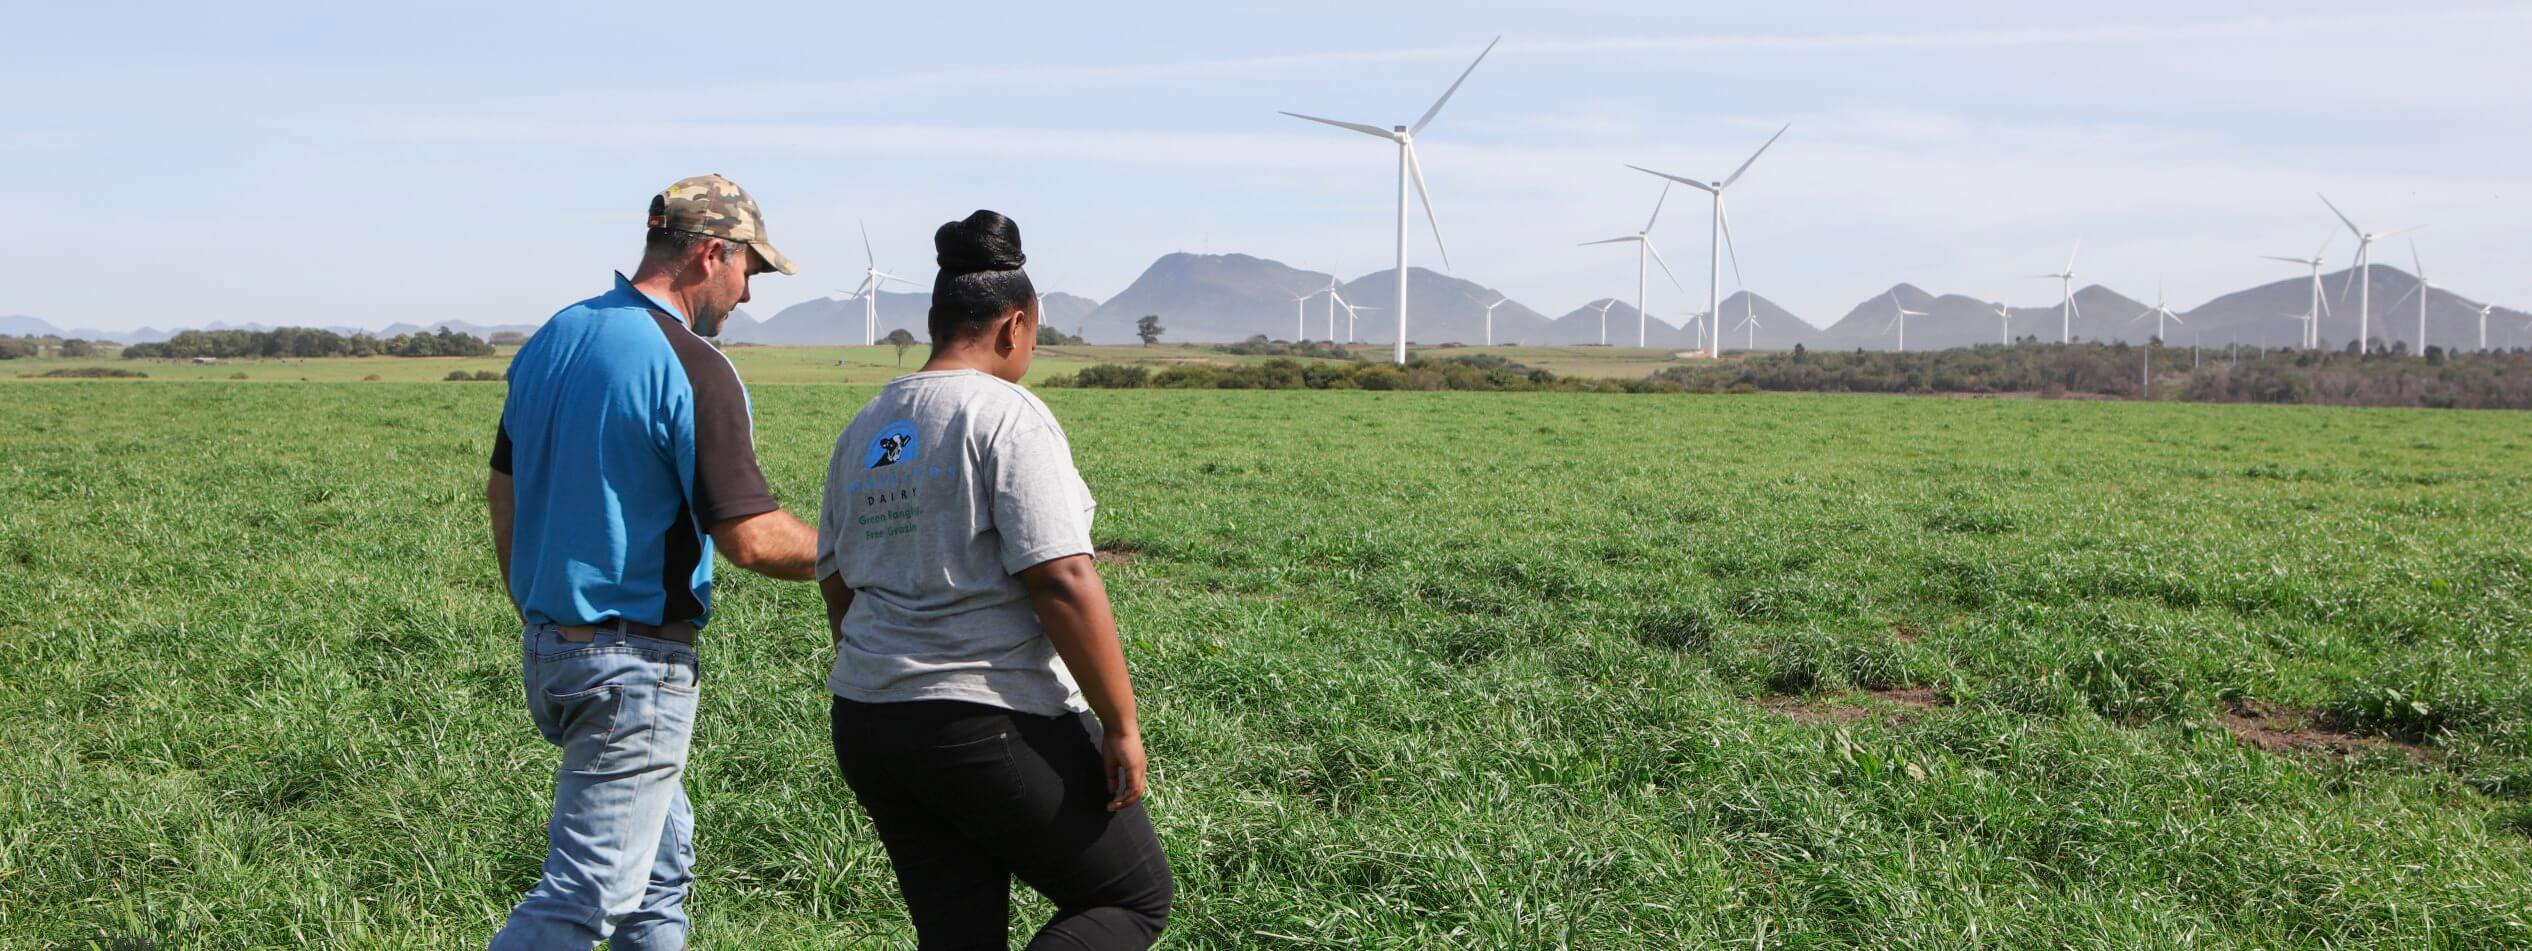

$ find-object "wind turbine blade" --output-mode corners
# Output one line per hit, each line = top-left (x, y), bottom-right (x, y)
(1280, 111), (1394, 138)
(1577, 236), (1639, 246)
(2070, 294), (2082, 323)
(2316, 232), (2333, 260)
(2378, 225), (2425, 241)
(1644, 181), (1671, 233)
(1721, 122), (1791, 189)
(1406, 145), (1450, 270)
(852, 275), (876, 297)
(2410, 240), (2425, 282)
(1411, 36), (1500, 135)
(1717, 199), (1745, 287)
(1642, 239), (1687, 293)
(2066, 241), (2080, 274)
(1626, 164), (1716, 194)
(2260, 256), (2313, 265)
(2383, 282), (2420, 314)
(2318, 193), (2362, 236)
(860, 220), (876, 269)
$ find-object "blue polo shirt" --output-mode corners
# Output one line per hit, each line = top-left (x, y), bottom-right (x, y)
(490, 273), (778, 631)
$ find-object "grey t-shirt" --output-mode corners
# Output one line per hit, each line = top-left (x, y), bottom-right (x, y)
(817, 370), (1095, 715)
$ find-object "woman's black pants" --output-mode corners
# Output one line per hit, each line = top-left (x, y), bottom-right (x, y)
(831, 697), (1173, 950)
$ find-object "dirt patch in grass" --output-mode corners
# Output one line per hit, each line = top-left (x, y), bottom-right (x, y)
(1889, 623), (1924, 643)
(1757, 687), (1947, 726)
(2218, 698), (2438, 764)
(1093, 543), (1144, 567)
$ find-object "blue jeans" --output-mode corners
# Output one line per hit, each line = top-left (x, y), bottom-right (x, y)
(492, 624), (701, 950)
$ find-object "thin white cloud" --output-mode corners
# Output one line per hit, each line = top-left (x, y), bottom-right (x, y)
(665, 9), (2531, 105)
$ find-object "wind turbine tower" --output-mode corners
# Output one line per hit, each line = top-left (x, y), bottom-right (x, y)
(2384, 241), (2439, 354)
(2034, 243), (2080, 344)
(1627, 123), (1788, 359)
(1283, 37), (1498, 365)
(2131, 284), (2182, 343)
(1482, 295), (1508, 346)
(1580, 182), (1687, 348)
(1732, 294), (1760, 352)
(2261, 234), (2333, 349)
(1884, 292), (1925, 353)
(842, 220), (916, 346)
(2319, 194), (2420, 354)
(1588, 299), (1618, 346)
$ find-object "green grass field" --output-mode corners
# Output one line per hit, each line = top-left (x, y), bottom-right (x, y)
(4, 382), (2530, 948)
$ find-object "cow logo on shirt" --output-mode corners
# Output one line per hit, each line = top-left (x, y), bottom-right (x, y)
(864, 421), (919, 469)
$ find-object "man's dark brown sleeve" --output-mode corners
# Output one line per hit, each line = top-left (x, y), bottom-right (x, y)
(653, 312), (779, 526)
(490, 420), (513, 475)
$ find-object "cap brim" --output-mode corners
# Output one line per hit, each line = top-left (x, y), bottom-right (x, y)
(749, 239), (798, 276)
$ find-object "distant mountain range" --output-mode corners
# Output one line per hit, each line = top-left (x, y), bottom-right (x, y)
(0, 314), (547, 345)
(11, 256), (2522, 352)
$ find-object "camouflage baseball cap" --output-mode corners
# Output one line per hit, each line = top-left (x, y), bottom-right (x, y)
(646, 174), (798, 275)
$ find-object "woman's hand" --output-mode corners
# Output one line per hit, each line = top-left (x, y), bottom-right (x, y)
(1104, 727), (1147, 811)
(1019, 553), (1150, 812)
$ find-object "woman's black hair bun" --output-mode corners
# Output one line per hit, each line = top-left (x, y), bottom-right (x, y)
(934, 210), (1025, 276)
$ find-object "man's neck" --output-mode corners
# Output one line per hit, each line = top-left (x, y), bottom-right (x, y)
(627, 270), (692, 326)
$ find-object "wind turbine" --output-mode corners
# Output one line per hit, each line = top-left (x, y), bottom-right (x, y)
(2261, 234), (2334, 349)
(1883, 292), (1925, 353)
(1684, 310), (1708, 352)
(1481, 295), (1509, 346)
(2319, 194), (2420, 354)
(1627, 122), (1787, 359)
(1320, 276), (1345, 342)
(2131, 284), (2182, 343)
(1579, 182), (1689, 348)
(841, 220), (917, 346)
(1282, 36), (1498, 366)
(2033, 243), (2080, 344)
(2383, 241), (2439, 354)
(1291, 287), (1322, 342)
(1339, 299), (1378, 344)
(2467, 301), (2495, 352)
(1731, 293), (1760, 352)
(1587, 299), (1619, 345)
(1990, 300), (2015, 346)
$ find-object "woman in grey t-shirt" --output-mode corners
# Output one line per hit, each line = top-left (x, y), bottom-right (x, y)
(817, 210), (1171, 948)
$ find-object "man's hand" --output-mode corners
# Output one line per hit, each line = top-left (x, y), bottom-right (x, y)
(710, 509), (818, 580)
(1103, 727), (1147, 812)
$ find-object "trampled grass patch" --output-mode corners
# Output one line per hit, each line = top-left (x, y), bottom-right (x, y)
(3, 383), (2530, 947)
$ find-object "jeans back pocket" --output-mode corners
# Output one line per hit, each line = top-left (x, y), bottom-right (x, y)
(543, 681), (631, 774)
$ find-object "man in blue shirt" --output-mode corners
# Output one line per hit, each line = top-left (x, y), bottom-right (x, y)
(486, 174), (817, 950)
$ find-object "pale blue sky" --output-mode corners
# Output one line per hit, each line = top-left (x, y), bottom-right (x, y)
(6, 1), (2527, 331)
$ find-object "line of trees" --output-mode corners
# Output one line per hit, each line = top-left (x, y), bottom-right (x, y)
(1652, 342), (2532, 409)
(0, 336), (100, 359)
(1212, 335), (1361, 360)
(122, 327), (495, 360)
(1048, 355), (1687, 392)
